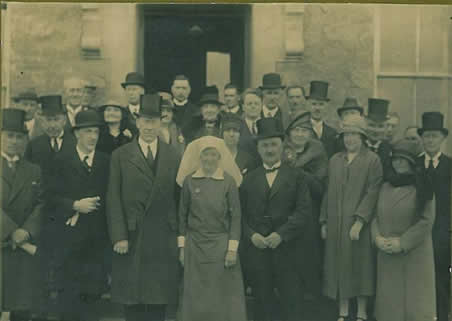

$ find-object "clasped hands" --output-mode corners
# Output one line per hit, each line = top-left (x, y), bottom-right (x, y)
(67, 196), (101, 226)
(251, 232), (282, 249)
(375, 236), (403, 254)
(178, 248), (238, 269)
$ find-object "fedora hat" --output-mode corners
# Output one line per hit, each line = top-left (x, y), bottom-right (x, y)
(256, 117), (285, 141)
(337, 97), (364, 117)
(39, 95), (65, 116)
(199, 86), (222, 106)
(391, 138), (423, 165)
(306, 81), (330, 101)
(366, 98), (390, 123)
(285, 111), (313, 135)
(73, 109), (104, 130)
(259, 73), (285, 90)
(137, 94), (161, 119)
(1, 109), (27, 134)
(13, 89), (38, 102)
(418, 112), (448, 136)
(121, 72), (145, 89)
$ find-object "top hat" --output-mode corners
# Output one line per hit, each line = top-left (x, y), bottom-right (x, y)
(286, 111), (313, 135)
(259, 73), (285, 90)
(121, 72), (145, 89)
(256, 117), (285, 141)
(418, 112), (448, 136)
(73, 109), (104, 130)
(137, 94), (161, 118)
(391, 138), (423, 165)
(13, 89), (38, 102)
(39, 95), (65, 116)
(1, 109), (27, 134)
(306, 81), (330, 101)
(366, 98), (390, 123)
(199, 86), (222, 106)
(337, 97), (364, 117)
(339, 114), (367, 137)
(222, 113), (242, 132)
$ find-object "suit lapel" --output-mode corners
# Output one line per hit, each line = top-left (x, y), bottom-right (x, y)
(1, 160), (13, 205)
(8, 160), (31, 205)
(127, 139), (155, 181)
(269, 165), (287, 199)
(144, 141), (168, 213)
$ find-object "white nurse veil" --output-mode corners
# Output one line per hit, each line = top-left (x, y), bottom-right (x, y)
(176, 135), (243, 187)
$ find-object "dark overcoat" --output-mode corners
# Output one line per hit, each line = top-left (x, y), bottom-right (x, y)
(106, 138), (181, 305)
(1, 158), (43, 310)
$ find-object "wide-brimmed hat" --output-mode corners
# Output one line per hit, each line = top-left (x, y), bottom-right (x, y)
(391, 138), (423, 165)
(306, 81), (330, 101)
(73, 109), (104, 130)
(40, 95), (65, 116)
(136, 94), (161, 119)
(259, 73), (285, 90)
(199, 86), (222, 106)
(366, 98), (390, 123)
(418, 112), (448, 137)
(1, 109), (27, 134)
(285, 111), (313, 135)
(13, 89), (38, 103)
(339, 115), (367, 137)
(121, 72), (145, 89)
(222, 113), (242, 132)
(99, 99), (125, 111)
(256, 117), (285, 141)
(337, 97), (364, 117)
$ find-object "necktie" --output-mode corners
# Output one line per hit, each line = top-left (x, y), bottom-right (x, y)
(52, 138), (60, 152)
(252, 122), (257, 135)
(264, 166), (280, 174)
(147, 145), (155, 170)
(83, 155), (91, 172)
(427, 158), (435, 177)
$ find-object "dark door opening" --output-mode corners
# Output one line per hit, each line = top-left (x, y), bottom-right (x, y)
(144, 5), (248, 102)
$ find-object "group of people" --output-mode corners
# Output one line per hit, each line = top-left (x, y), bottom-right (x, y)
(1, 70), (450, 321)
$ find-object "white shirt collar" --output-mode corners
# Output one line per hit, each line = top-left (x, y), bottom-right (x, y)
(224, 105), (240, 114)
(262, 105), (279, 118)
(311, 118), (323, 127)
(138, 136), (158, 158)
(192, 167), (224, 180)
(173, 99), (188, 107)
(366, 140), (382, 149)
(76, 145), (95, 167)
(423, 151), (442, 168)
(128, 104), (140, 114)
(263, 160), (281, 171)
(25, 118), (35, 132)
(66, 105), (83, 114)
(2, 152), (20, 163)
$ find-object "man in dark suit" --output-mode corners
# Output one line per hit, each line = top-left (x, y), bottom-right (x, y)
(306, 81), (338, 159)
(364, 98), (393, 176)
(259, 73), (290, 130)
(106, 94), (180, 321)
(25, 95), (76, 179)
(63, 77), (86, 129)
(170, 75), (199, 130)
(417, 112), (451, 321)
(12, 88), (45, 140)
(286, 85), (308, 122)
(221, 83), (243, 117)
(239, 88), (263, 161)
(122, 72), (146, 137)
(240, 117), (313, 321)
(1, 109), (43, 321)
(46, 109), (110, 321)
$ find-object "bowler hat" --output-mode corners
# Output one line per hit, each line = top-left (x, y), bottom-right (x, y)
(13, 89), (38, 102)
(1, 109), (27, 134)
(137, 94), (161, 119)
(306, 81), (330, 101)
(391, 138), (423, 165)
(366, 98), (390, 123)
(121, 72), (145, 89)
(40, 95), (65, 116)
(259, 73), (285, 90)
(256, 117), (285, 141)
(418, 112), (448, 136)
(222, 113), (242, 132)
(286, 111), (313, 135)
(73, 109), (104, 130)
(199, 86), (222, 106)
(337, 97), (364, 117)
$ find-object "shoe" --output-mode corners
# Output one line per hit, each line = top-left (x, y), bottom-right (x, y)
(337, 316), (348, 321)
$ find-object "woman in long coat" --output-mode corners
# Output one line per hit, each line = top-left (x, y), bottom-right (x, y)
(176, 136), (246, 321)
(320, 116), (383, 321)
(372, 139), (436, 321)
